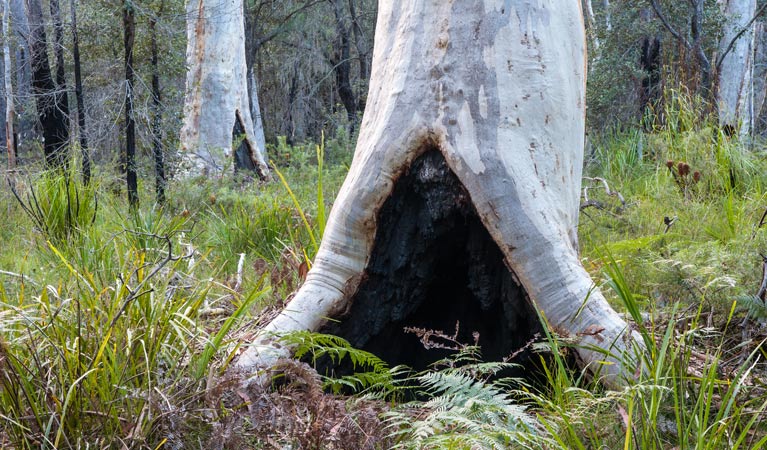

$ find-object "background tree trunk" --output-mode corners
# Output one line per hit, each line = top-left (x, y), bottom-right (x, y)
(49, 0), (69, 137)
(330, 0), (357, 127)
(248, 67), (266, 159)
(123, 1), (137, 207)
(235, 0), (640, 387)
(718, 0), (757, 136)
(180, 0), (269, 179)
(150, 9), (165, 204)
(10, 0), (31, 153)
(2, 0), (15, 168)
(753, 21), (767, 134)
(26, 0), (69, 169)
(70, 0), (89, 183)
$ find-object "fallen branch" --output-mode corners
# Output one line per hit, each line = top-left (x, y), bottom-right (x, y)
(581, 177), (626, 216)
(107, 230), (196, 330)
(0, 269), (38, 286)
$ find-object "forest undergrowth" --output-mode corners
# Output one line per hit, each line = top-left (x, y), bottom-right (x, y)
(4, 100), (767, 448)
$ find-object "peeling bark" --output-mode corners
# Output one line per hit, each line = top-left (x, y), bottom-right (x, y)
(235, 1), (641, 388)
(180, 0), (269, 179)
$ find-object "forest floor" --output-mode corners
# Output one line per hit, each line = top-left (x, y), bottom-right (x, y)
(3, 116), (767, 448)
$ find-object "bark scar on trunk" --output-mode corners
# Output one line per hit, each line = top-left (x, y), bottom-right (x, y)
(320, 149), (543, 373)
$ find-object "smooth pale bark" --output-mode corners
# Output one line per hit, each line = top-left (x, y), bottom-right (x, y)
(2, 0), (15, 167)
(718, 0), (756, 135)
(583, 0), (600, 51)
(9, 0), (30, 148)
(180, 0), (269, 178)
(248, 67), (266, 157)
(753, 22), (767, 130)
(235, 1), (641, 387)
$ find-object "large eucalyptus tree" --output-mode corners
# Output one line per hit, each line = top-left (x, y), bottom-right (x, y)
(235, 0), (641, 387)
(179, 0), (269, 178)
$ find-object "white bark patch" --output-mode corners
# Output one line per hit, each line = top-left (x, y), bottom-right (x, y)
(456, 101), (486, 174)
(718, 0), (756, 134)
(478, 85), (488, 119)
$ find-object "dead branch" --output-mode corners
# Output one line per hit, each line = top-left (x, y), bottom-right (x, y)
(583, 177), (626, 205)
(649, 0), (691, 50)
(716, 1), (767, 70)
(0, 269), (38, 286)
(107, 230), (196, 330)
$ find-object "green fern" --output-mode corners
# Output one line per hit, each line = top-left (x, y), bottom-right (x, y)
(277, 331), (404, 397)
(385, 370), (540, 449)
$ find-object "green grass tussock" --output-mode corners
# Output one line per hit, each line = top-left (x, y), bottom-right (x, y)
(4, 123), (767, 448)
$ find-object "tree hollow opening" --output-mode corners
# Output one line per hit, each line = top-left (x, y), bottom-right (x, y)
(320, 150), (543, 376)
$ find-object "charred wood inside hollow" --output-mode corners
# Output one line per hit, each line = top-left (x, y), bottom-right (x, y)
(320, 150), (543, 373)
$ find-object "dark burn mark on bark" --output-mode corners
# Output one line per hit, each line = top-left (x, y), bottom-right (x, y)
(320, 150), (542, 373)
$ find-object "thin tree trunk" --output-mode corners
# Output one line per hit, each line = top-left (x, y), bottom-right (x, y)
(0, 36), (6, 163)
(330, 0), (356, 125)
(70, 0), (89, 184)
(2, 0), (15, 168)
(248, 67), (266, 158)
(10, 0), (30, 150)
(123, 1), (137, 207)
(349, 0), (370, 96)
(753, 21), (767, 134)
(49, 0), (69, 129)
(26, 0), (69, 169)
(235, 1), (640, 388)
(603, 0), (611, 30)
(583, 0), (600, 51)
(150, 9), (165, 204)
(718, 0), (757, 136)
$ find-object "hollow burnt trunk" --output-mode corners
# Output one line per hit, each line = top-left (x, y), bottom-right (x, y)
(319, 150), (543, 372)
(235, 0), (641, 387)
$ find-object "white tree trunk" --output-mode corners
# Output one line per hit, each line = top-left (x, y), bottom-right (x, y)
(180, 0), (269, 178)
(248, 67), (266, 158)
(583, 0), (600, 51)
(2, 0), (14, 167)
(718, 0), (756, 135)
(9, 0), (30, 147)
(603, 0), (611, 31)
(753, 22), (767, 128)
(235, 1), (640, 387)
